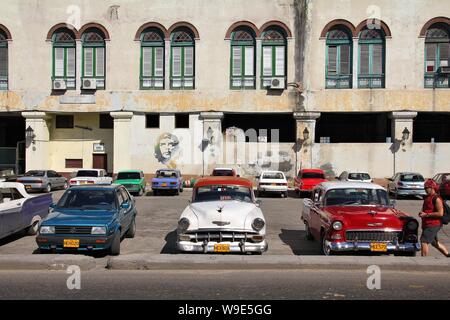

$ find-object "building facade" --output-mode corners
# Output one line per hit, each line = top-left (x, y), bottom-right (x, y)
(0, 0), (449, 179)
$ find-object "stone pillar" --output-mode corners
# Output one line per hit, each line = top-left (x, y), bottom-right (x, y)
(199, 112), (224, 175)
(352, 37), (358, 88)
(256, 38), (262, 89)
(22, 112), (51, 171)
(165, 39), (171, 89)
(293, 112), (321, 171)
(110, 112), (133, 173)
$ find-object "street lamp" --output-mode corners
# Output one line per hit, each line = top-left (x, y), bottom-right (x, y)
(302, 127), (309, 141)
(401, 127), (410, 145)
(25, 126), (35, 145)
(293, 127), (311, 174)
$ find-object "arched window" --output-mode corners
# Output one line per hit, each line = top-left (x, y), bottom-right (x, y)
(0, 29), (8, 90)
(81, 28), (105, 89)
(230, 27), (256, 89)
(358, 28), (385, 88)
(52, 28), (76, 90)
(170, 28), (195, 89)
(424, 23), (450, 88)
(140, 28), (165, 89)
(326, 27), (352, 89)
(261, 27), (287, 89)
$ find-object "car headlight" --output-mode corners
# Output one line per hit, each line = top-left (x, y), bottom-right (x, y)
(91, 226), (107, 235)
(252, 218), (265, 231)
(178, 218), (190, 231)
(332, 221), (343, 231)
(406, 220), (419, 232)
(40, 226), (55, 234)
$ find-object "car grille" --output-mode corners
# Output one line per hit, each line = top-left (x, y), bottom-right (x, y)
(345, 231), (402, 242)
(54, 226), (92, 235)
(123, 184), (136, 188)
(185, 231), (259, 243)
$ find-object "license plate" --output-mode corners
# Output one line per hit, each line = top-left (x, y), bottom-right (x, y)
(161, 183), (167, 187)
(214, 244), (230, 253)
(64, 239), (80, 248)
(370, 242), (387, 252)
(271, 183), (277, 186)
(25, 185), (31, 189)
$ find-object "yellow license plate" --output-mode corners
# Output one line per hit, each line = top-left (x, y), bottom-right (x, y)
(161, 183), (167, 187)
(214, 244), (230, 252)
(25, 185), (31, 189)
(370, 243), (387, 252)
(271, 183), (277, 186)
(64, 239), (80, 248)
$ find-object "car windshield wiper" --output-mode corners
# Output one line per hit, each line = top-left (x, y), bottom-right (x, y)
(339, 201), (362, 205)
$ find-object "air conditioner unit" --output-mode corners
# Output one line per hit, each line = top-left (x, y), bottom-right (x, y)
(438, 66), (450, 74)
(269, 77), (285, 89)
(52, 79), (67, 90)
(82, 78), (97, 89)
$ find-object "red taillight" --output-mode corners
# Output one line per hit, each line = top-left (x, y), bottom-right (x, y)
(170, 182), (177, 185)
(397, 182), (403, 187)
(87, 181), (94, 184)
(70, 180), (76, 184)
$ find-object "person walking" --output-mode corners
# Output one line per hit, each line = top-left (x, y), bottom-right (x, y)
(419, 179), (450, 257)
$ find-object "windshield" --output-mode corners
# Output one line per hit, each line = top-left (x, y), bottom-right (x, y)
(400, 174), (424, 182)
(262, 172), (284, 179)
(24, 170), (45, 177)
(156, 170), (177, 178)
(212, 169), (234, 176)
(348, 173), (371, 180)
(301, 172), (325, 179)
(117, 172), (141, 180)
(57, 189), (116, 211)
(194, 185), (253, 203)
(325, 188), (389, 206)
(76, 170), (99, 177)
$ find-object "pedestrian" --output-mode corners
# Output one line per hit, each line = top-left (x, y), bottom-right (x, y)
(418, 179), (450, 257)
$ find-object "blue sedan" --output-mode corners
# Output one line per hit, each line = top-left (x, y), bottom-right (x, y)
(36, 184), (137, 255)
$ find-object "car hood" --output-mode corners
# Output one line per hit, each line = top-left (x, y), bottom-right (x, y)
(43, 209), (114, 226)
(325, 206), (406, 229)
(184, 200), (263, 231)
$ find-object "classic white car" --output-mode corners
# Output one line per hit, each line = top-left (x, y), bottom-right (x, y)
(256, 170), (288, 197)
(176, 176), (268, 254)
(69, 169), (112, 186)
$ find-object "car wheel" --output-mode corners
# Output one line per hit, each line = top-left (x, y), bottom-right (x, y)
(180, 188), (184, 193)
(125, 218), (136, 238)
(45, 184), (52, 193)
(284, 191), (288, 198)
(321, 232), (333, 256)
(27, 220), (40, 236)
(109, 231), (121, 256)
(305, 222), (314, 241)
(280, 192), (285, 198)
(175, 188), (179, 196)
(63, 181), (69, 190)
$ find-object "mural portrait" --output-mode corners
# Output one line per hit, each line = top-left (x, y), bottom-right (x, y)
(154, 132), (180, 165)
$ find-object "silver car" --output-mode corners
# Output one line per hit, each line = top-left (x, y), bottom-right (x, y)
(387, 172), (427, 198)
(17, 170), (68, 193)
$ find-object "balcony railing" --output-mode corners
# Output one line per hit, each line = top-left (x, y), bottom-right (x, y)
(358, 74), (385, 88)
(0, 76), (7, 90)
(140, 77), (164, 90)
(325, 75), (352, 89)
(231, 76), (256, 89)
(424, 73), (450, 88)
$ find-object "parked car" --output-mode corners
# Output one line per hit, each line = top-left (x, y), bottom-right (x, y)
(0, 169), (17, 182)
(294, 169), (327, 196)
(337, 171), (373, 183)
(211, 167), (238, 177)
(431, 173), (450, 199)
(176, 176), (268, 254)
(256, 170), (288, 198)
(151, 169), (183, 195)
(0, 182), (52, 240)
(115, 170), (146, 196)
(69, 169), (112, 186)
(301, 181), (420, 256)
(36, 184), (137, 255)
(17, 170), (68, 193)
(387, 172), (426, 198)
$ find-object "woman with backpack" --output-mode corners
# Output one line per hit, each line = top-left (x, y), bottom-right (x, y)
(419, 179), (450, 257)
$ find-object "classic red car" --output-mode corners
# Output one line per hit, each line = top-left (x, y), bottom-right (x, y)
(294, 169), (327, 196)
(431, 172), (450, 199)
(301, 182), (420, 256)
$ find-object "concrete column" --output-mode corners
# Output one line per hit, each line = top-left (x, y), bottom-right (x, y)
(110, 112), (133, 173)
(165, 39), (171, 89)
(388, 111), (417, 174)
(256, 38), (262, 89)
(352, 37), (358, 88)
(199, 112), (224, 175)
(293, 112), (321, 171)
(76, 39), (82, 93)
(21, 112), (51, 171)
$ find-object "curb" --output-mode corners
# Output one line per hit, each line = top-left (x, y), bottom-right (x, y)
(0, 255), (97, 271)
(106, 254), (450, 272)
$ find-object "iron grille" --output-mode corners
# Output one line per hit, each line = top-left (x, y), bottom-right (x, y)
(55, 226), (92, 235)
(345, 230), (402, 242)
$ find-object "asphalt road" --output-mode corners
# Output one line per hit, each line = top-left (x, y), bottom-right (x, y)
(0, 189), (449, 258)
(0, 269), (449, 300)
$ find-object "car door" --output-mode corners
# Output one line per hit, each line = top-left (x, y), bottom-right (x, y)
(0, 188), (24, 237)
(119, 187), (133, 228)
(309, 188), (323, 239)
(52, 171), (64, 188)
(46, 171), (57, 188)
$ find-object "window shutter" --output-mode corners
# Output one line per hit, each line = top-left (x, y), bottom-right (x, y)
(96, 47), (105, 77)
(372, 44), (383, 74)
(142, 47), (153, 77)
(55, 48), (65, 77)
(172, 47), (182, 76)
(244, 46), (254, 76)
(327, 46), (337, 75)
(0, 47), (7, 77)
(275, 46), (285, 76)
(339, 44), (350, 75)
(66, 48), (75, 77)
(84, 48), (93, 77)
(439, 42), (450, 67)
(359, 44), (370, 75)
(232, 46), (242, 76)
(155, 47), (164, 77)
(263, 46), (272, 76)
(426, 43), (437, 72)
(184, 46), (194, 76)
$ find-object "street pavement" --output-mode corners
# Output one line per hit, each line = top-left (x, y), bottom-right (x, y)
(0, 188), (449, 258)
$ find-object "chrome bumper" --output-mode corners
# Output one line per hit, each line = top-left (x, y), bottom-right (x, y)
(326, 240), (421, 252)
(176, 240), (268, 253)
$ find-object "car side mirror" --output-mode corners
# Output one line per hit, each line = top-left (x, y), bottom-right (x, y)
(121, 202), (130, 209)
